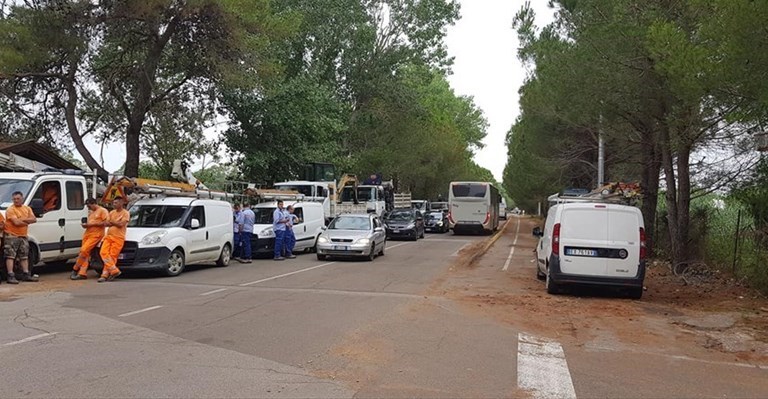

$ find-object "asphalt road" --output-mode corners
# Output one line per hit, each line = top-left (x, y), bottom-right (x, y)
(1, 216), (767, 398)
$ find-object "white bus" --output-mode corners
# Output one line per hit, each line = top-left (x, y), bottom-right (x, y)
(448, 181), (500, 234)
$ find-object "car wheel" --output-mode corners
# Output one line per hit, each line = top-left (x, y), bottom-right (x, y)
(317, 254), (327, 261)
(379, 241), (385, 256)
(627, 287), (643, 300)
(216, 244), (231, 267)
(545, 268), (560, 295)
(410, 231), (418, 241)
(164, 248), (185, 277)
(536, 266), (546, 281)
(310, 236), (320, 253)
(366, 243), (376, 261)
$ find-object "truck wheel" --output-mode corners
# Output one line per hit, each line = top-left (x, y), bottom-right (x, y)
(627, 287), (643, 300)
(216, 244), (231, 267)
(546, 269), (561, 295)
(164, 249), (185, 277)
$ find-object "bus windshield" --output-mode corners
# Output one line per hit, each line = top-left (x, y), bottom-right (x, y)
(452, 183), (487, 198)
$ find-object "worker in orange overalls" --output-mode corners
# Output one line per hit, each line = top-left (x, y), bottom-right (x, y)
(98, 196), (130, 283)
(70, 198), (109, 280)
(41, 183), (59, 212)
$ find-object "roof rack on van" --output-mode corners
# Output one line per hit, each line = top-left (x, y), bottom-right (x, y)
(549, 182), (642, 206)
(242, 188), (305, 202)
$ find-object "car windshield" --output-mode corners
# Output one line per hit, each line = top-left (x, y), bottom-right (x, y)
(0, 179), (33, 209)
(428, 212), (443, 219)
(253, 207), (277, 224)
(329, 216), (371, 231)
(386, 210), (413, 221)
(412, 202), (425, 210)
(129, 205), (188, 228)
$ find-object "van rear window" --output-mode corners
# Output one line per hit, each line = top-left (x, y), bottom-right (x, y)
(452, 184), (487, 198)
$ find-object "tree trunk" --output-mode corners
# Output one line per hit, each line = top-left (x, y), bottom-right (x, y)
(675, 144), (692, 263)
(659, 121), (681, 264)
(640, 136), (661, 254)
(63, 64), (108, 181)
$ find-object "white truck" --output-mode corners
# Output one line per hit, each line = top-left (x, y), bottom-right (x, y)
(0, 170), (95, 268)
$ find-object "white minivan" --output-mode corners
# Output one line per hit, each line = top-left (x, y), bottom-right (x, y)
(533, 202), (646, 299)
(93, 197), (234, 276)
(250, 201), (326, 256)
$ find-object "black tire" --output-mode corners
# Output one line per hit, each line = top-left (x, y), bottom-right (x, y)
(627, 287), (643, 300)
(545, 269), (561, 295)
(317, 254), (327, 261)
(216, 244), (232, 267)
(310, 236), (320, 253)
(16, 243), (41, 275)
(163, 248), (185, 277)
(366, 243), (375, 261)
(379, 240), (386, 256)
(536, 267), (546, 281)
(410, 232), (418, 241)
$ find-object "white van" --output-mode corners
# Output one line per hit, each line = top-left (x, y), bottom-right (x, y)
(250, 201), (326, 256)
(95, 197), (234, 276)
(532, 202), (646, 299)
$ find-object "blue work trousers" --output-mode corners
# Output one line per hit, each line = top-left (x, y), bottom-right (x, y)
(284, 229), (296, 256)
(241, 232), (253, 260)
(274, 230), (286, 259)
(233, 232), (242, 258)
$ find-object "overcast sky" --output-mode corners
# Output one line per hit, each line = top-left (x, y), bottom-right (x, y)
(81, 1), (557, 181)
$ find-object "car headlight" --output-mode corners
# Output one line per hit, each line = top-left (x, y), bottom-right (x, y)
(355, 238), (371, 245)
(437, 221), (443, 226)
(318, 236), (329, 244)
(406, 223), (415, 229)
(141, 231), (167, 245)
(260, 228), (275, 237)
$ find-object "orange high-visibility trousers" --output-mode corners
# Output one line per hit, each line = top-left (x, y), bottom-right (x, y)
(99, 235), (124, 277)
(73, 233), (103, 276)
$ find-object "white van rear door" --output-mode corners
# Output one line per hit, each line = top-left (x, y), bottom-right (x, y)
(560, 206), (608, 276)
(604, 208), (641, 278)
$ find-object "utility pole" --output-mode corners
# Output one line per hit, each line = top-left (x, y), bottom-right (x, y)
(597, 132), (605, 188)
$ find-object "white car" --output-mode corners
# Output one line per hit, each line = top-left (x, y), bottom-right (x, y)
(250, 201), (326, 256)
(94, 198), (234, 277)
(533, 202), (646, 299)
(316, 214), (386, 261)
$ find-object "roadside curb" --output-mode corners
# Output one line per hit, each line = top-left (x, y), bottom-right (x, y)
(467, 217), (513, 266)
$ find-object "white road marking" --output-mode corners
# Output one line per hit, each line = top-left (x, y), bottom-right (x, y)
(118, 305), (164, 318)
(420, 238), (472, 242)
(517, 333), (577, 399)
(451, 242), (471, 257)
(385, 242), (411, 250)
(239, 262), (337, 286)
(199, 288), (228, 296)
(2, 332), (57, 348)
(502, 218), (521, 271)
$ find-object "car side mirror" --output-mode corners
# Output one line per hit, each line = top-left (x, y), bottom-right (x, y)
(532, 226), (543, 237)
(321, 226), (327, 230)
(29, 198), (44, 217)
(190, 218), (200, 229)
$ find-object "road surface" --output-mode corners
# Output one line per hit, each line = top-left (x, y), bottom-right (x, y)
(1, 216), (767, 398)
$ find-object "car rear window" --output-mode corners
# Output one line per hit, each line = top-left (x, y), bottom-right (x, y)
(452, 183), (487, 198)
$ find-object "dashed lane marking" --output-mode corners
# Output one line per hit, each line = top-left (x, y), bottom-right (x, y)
(239, 262), (337, 286)
(199, 288), (228, 296)
(2, 332), (57, 348)
(118, 305), (164, 318)
(518, 333), (577, 399)
(502, 218), (521, 271)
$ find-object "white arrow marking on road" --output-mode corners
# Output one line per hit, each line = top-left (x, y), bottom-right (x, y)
(517, 333), (577, 399)
(502, 218), (521, 271)
(118, 305), (163, 318)
(2, 332), (57, 348)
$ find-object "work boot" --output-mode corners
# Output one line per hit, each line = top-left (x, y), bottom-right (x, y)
(286, 254), (296, 259)
(106, 271), (121, 281)
(20, 272), (38, 282)
(273, 257), (285, 261)
(71, 273), (87, 280)
(70, 271), (79, 279)
(97, 276), (107, 283)
(6, 273), (19, 284)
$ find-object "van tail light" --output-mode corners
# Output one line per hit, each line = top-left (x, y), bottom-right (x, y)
(552, 223), (561, 255)
(483, 212), (490, 225)
(639, 227), (647, 260)
(447, 212), (454, 224)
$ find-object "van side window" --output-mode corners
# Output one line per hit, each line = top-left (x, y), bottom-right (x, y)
(66, 181), (84, 210)
(317, 186), (327, 198)
(293, 208), (304, 225)
(189, 206), (206, 228)
(33, 181), (61, 212)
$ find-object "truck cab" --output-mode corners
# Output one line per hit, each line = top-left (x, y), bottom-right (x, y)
(0, 171), (90, 267)
(274, 181), (333, 219)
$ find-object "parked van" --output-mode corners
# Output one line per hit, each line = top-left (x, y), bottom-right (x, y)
(93, 197), (234, 276)
(250, 201), (326, 256)
(532, 202), (646, 299)
(0, 171), (90, 269)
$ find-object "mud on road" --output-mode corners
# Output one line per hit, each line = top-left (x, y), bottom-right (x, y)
(432, 216), (768, 366)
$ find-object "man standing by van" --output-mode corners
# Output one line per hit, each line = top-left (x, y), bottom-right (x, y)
(240, 203), (255, 263)
(272, 200), (289, 261)
(98, 196), (130, 283)
(4, 191), (38, 284)
(284, 205), (300, 259)
(71, 198), (109, 280)
(232, 203), (243, 261)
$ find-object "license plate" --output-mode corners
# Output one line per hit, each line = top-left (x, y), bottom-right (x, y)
(333, 245), (349, 251)
(566, 248), (598, 257)
(393, 229), (400, 233)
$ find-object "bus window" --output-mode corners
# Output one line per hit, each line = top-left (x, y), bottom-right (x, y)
(452, 183), (487, 198)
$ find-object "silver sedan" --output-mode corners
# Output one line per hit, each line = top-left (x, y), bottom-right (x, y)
(316, 214), (386, 261)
